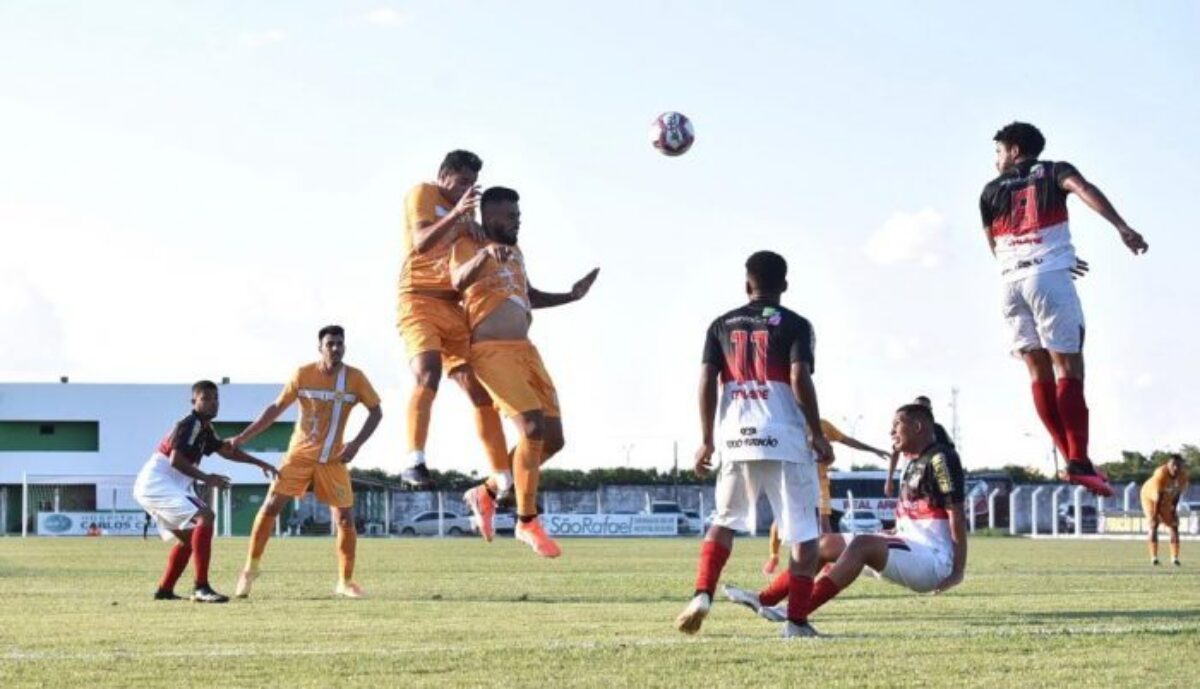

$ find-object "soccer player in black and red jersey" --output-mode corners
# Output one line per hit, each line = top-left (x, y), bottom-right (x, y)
(980, 122), (1148, 497)
(675, 251), (833, 639)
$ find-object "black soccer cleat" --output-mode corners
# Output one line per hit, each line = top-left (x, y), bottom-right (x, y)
(401, 463), (435, 490)
(154, 588), (183, 601)
(192, 585), (230, 604)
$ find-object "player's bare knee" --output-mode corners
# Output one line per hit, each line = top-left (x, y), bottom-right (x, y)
(1022, 349), (1055, 382)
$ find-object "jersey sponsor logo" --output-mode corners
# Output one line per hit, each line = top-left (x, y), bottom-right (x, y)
(188, 420), (203, 446)
(730, 386), (770, 400)
(725, 436), (780, 449)
(739, 426), (757, 436)
(932, 454), (953, 494)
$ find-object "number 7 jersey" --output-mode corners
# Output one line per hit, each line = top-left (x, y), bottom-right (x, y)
(701, 300), (816, 464)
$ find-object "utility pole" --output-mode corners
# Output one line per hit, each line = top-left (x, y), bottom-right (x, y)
(949, 387), (961, 452)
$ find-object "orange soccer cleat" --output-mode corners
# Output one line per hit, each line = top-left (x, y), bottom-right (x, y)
(515, 517), (561, 558)
(463, 485), (496, 543)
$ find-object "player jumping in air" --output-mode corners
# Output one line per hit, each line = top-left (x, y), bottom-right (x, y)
(232, 325), (383, 598)
(133, 380), (277, 603)
(449, 186), (598, 555)
(675, 251), (832, 639)
(1142, 453), (1189, 566)
(980, 122), (1148, 497)
(397, 150), (511, 492)
(725, 403), (968, 623)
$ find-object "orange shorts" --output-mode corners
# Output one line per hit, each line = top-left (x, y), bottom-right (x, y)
(271, 458), (354, 508)
(469, 340), (560, 418)
(397, 294), (470, 372)
(1143, 497), (1179, 528)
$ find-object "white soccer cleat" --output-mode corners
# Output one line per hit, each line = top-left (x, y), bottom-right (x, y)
(723, 584), (763, 614)
(759, 604), (787, 623)
(234, 568), (259, 598)
(334, 581), (366, 599)
(674, 592), (712, 635)
(781, 620), (819, 638)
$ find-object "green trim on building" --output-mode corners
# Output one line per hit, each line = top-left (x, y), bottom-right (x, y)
(0, 422), (99, 452)
(212, 422), (292, 452)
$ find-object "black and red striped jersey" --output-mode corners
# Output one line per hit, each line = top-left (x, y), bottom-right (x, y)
(979, 159), (1080, 281)
(701, 300), (816, 463)
(895, 441), (965, 553)
(155, 412), (223, 466)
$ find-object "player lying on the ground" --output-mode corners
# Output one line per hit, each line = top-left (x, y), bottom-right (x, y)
(232, 325), (383, 599)
(449, 186), (598, 556)
(675, 250), (833, 639)
(1142, 453), (1189, 566)
(133, 380), (277, 603)
(397, 150), (510, 491)
(979, 121), (1148, 498)
(724, 403), (967, 622)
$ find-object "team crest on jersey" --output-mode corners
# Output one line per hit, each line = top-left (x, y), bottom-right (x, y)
(762, 306), (782, 326)
(1030, 163), (1045, 179)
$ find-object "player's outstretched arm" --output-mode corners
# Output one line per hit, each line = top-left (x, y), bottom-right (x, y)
(336, 404), (383, 464)
(231, 401), (287, 447)
(168, 449), (230, 489)
(528, 268), (600, 309)
(449, 244), (509, 292)
(839, 434), (891, 462)
(933, 503), (968, 594)
(216, 443), (278, 479)
(1059, 173), (1148, 255)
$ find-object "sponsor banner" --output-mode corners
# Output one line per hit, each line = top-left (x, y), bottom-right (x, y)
(543, 513), (678, 537)
(830, 498), (898, 514)
(37, 511), (158, 537)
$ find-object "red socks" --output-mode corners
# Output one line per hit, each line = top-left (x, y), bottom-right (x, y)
(693, 540), (731, 597)
(158, 542), (192, 592)
(1030, 380), (1069, 458)
(787, 575), (813, 624)
(1056, 378), (1089, 461)
(759, 570), (790, 607)
(190, 519), (214, 588)
(806, 576), (842, 616)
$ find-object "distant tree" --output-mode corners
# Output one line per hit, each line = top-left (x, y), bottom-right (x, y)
(850, 463), (884, 472)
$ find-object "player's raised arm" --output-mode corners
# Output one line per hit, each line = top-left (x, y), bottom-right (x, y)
(528, 267), (600, 309)
(412, 185), (480, 254)
(449, 239), (509, 292)
(1058, 169), (1148, 255)
(837, 433), (892, 462)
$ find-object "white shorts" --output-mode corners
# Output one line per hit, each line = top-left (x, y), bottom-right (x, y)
(859, 535), (951, 593)
(712, 459), (820, 544)
(134, 476), (204, 543)
(1001, 268), (1085, 355)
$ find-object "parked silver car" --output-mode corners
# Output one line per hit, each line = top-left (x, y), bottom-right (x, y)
(397, 511), (473, 536)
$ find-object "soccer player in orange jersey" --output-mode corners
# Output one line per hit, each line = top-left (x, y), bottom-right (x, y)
(231, 326), (383, 598)
(448, 186), (598, 555)
(397, 151), (511, 492)
(1141, 454), (1189, 566)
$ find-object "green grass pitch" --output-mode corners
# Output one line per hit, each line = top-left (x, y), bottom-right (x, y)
(1, 536), (1197, 687)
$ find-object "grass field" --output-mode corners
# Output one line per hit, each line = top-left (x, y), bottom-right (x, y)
(1, 536), (1197, 688)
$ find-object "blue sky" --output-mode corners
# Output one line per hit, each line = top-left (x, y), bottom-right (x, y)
(1, 1), (1197, 475)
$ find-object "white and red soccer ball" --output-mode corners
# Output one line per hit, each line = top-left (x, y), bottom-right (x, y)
(649, 111), (694, 156)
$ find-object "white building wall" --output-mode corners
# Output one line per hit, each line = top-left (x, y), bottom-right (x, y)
(0, 382), (294, 484)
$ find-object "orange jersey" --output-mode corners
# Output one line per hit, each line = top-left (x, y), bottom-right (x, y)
(399, 183), (470, 293)
(276, 363), (380, 464)
(448, 234), (530, 329)
(1141, 465), (1189, 504)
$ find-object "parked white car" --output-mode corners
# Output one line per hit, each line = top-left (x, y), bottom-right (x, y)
(837, 509), (883, 534)
(397, 511), (473, 536)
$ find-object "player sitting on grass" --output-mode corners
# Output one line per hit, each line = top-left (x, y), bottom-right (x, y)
(133, 380), (278, 603)
(725, 403), (967, 622)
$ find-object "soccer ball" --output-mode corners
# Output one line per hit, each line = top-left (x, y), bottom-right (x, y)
(649, 111), (695, 156)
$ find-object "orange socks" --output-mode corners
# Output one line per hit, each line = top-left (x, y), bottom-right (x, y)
(475, 406), (510, 475)
(247, 509), (274, 565)
(406, 386), (436, 452)
(337, 521), (357, 583)
(514, 438), (545, 517)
